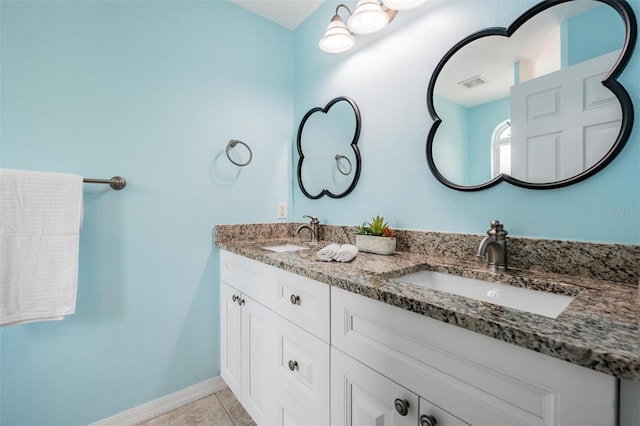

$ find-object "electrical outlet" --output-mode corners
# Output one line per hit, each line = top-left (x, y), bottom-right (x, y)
(277, 202), (287, 219)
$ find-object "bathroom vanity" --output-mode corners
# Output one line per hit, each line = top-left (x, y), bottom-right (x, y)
(216, 224), (639, 426)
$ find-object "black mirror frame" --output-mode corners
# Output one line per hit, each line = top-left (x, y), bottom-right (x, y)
(297, 96), (362, 199)
(426, 0), (637, 191)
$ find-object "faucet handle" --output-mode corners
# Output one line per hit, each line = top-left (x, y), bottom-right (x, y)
(487, 220), (508, 238)
(303, 215), (319, 224)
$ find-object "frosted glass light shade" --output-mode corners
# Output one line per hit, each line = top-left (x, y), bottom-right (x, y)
(347, 0), (389, 35)
(382, 0), (427, 10)
(319, 15), (355, 53)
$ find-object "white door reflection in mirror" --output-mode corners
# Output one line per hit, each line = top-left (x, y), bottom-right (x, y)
(510, 50), (622, 183)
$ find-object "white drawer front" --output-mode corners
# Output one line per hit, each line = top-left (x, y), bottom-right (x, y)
(331, 287), (616, 426)
(420, 397), (470, 426)
(220, 250), (275, 308)
(273, 315), (330, 425)
(273, 268), (330, 343)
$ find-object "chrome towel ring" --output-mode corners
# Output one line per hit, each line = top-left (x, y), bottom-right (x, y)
(335, 154), (352, 175)
(226, 140), (252, 167)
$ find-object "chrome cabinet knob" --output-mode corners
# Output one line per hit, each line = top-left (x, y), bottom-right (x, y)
(288, 360), (298, 371)
(290, 294), (301, 305)
(394, 398), (410, 416)
(232, 295), (238, 302)
(237, 297), (245, 306)
(420, 414), (437, 426)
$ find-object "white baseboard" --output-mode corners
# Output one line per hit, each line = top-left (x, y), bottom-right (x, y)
(93, 376), (227, 426)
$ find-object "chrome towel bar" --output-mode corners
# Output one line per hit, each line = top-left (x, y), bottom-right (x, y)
(83, 176), (126, 190)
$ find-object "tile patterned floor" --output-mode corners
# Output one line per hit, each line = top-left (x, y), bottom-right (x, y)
(137, 387), (255, 426)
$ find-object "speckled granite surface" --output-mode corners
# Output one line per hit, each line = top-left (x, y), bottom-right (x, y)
(215, 223), (640, 382)
(321, 225), (640, 285)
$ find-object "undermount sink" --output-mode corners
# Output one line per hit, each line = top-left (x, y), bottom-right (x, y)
(397, 270), (575, 319)
(262, 244), (309, 253)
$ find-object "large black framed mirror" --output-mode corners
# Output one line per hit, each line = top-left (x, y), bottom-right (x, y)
(426, 0), (637, 191)
(297, 96), (362, 199)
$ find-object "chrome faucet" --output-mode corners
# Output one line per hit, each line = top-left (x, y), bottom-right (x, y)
(295, 215), (320, 243)
(477, 220), (508, 271)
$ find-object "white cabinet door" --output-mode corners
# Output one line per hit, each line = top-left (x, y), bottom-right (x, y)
(331, 347), (418, 426)
(241, 293), (274, 425)
(273, 315), (330, 425)
(220, 280), (274, 426)
(220, 282), (242, 398)
(620, 379), (640, 426)
(273, 385), (324, 426)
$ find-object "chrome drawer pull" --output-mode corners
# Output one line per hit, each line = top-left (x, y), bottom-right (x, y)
(288, 360), (299, 371)
(290, 294), (301, 305)
(420, 414), (437, 426)
(394, 398), (410, 416)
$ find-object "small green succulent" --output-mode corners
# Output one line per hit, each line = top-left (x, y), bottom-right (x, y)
(367, 215), (388, 236)
(356, 215), (396, 237)
(355, 222), (371, 235)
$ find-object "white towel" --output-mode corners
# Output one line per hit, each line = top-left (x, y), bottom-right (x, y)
(317, 243), (340, 262)
(335, 244), (358, 263)
(0, 169), (83, 326)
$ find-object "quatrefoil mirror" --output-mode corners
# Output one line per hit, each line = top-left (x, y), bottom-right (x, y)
(426, 0), (636, 191)
(297, 96), (362, 199)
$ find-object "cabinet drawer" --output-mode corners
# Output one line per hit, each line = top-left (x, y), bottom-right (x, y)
(220, 250), (275, 308)
(332, 286), (616, 426)
(420, 397), (469, 426)
(273, 268), (330, 342)
(273, 315), (330, 425)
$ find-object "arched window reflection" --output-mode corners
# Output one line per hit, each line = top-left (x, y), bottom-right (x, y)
(491, 120), (511, 177)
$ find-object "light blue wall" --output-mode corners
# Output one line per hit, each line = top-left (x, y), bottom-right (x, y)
(430, 95), (509, 186)
(1, 0), (638, 424)
(467, 97), (510, 184)
(293, 0), (639, 244)
(432, 95), (468, 184)
(562, 4), (626, 67)
(0, 1), (292, 425)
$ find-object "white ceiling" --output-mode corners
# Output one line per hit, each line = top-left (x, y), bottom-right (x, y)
(435, 1), (601, 107)
(230, 0), (326, 30)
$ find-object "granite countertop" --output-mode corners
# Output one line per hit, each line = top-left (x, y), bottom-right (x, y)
(216, 238), (640, 382)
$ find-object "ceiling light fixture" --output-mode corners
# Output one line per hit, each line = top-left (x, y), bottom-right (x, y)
(319, 1), (426, 54)
(348, 0), (390, 35)
(319, 4), (355, 53)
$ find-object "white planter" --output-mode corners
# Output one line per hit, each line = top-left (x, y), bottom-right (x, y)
(355, 235), (396, 255)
